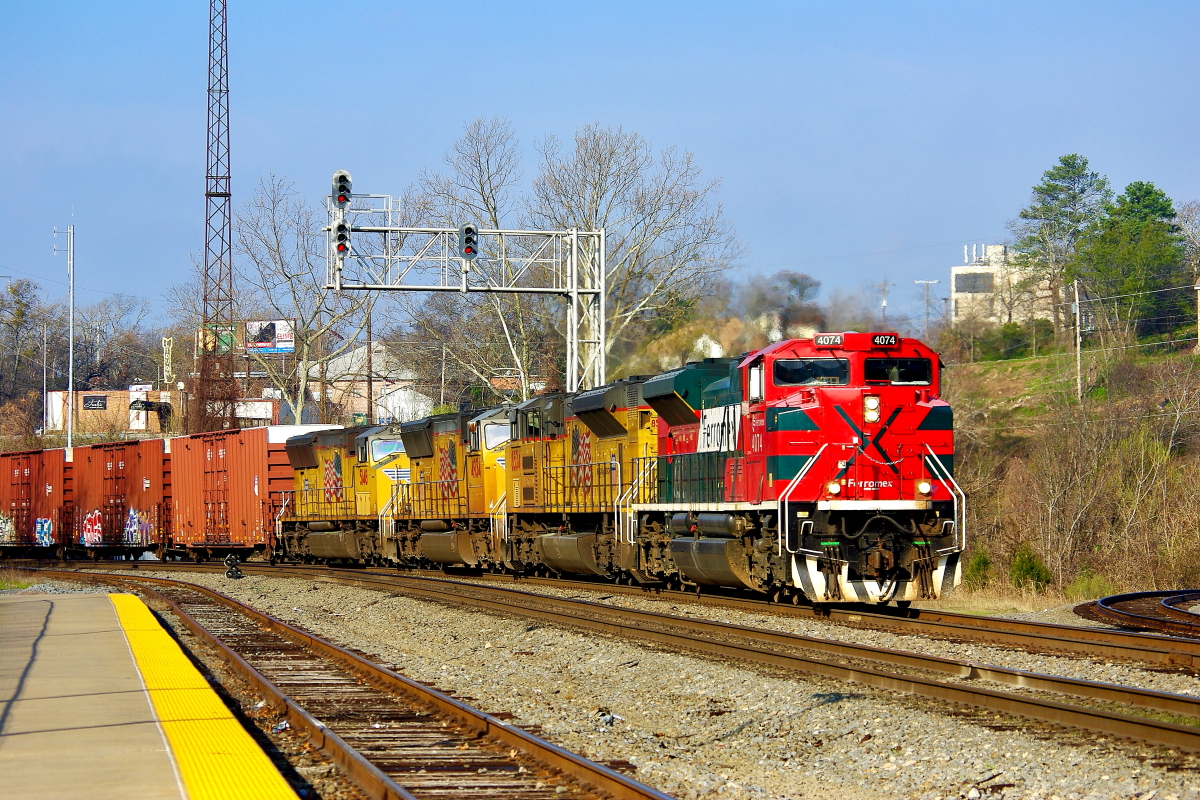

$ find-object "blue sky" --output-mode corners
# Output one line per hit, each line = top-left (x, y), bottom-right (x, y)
(2, 1), (1197, 322)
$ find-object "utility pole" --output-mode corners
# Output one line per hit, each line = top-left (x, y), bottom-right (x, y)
(914, 280), (939, 341)
(53, 225), (75, 447)
(1074, 279), (1083, 401)
(1193, 278), (1200, 355)
(42, 325), (48, 434)
(365, 309), (373, 424)
(879, 279), (891, 327)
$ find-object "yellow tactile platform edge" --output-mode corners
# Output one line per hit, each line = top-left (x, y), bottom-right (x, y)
(109, 593), (298, 800)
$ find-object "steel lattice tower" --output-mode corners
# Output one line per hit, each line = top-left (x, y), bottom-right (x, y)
(196, 0), (238, 430)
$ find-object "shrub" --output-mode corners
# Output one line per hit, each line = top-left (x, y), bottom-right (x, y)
(1065, 571), (1118, 602)
(962, 550), (993, 590)
(1009, 544), (1052, 591)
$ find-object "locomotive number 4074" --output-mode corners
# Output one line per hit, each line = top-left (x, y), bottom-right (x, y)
(872, 334), (898, 346)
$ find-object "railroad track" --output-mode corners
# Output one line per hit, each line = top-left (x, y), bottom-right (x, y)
(39, 564), (1200, 755)
(57, 560), (1200, 670)
(1077, 591), (1200, 639)
(35, 569), (672, 800)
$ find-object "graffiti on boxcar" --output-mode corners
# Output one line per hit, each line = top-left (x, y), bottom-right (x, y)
(123, 508), (153, 545)
(0, 513), (15, 544)
(35, 518), (53, 547)
(80, 509), (104, 546)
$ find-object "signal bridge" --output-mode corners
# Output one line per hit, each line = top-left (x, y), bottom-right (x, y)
(325, 172), (606, 392)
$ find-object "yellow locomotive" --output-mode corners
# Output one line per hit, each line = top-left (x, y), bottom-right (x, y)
(277, 424), (409, 563)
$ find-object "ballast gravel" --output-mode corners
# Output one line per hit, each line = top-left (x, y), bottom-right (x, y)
(421, 575), (1200, 699)
(109, 570), (1200, 800)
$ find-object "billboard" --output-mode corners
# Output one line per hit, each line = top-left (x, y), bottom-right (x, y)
(245, 320), (295, 354)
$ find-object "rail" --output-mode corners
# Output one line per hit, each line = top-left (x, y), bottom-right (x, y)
(541, 459), (620, 512)
(489, 493), (508, 548)
(45, 570), (673, 800)
(391, 478), (467, 520)
(278, 488), (357, 522)
(617, 458), (656, 544)
(272, 493), (291, 550)
(78, 565), (1200, 754)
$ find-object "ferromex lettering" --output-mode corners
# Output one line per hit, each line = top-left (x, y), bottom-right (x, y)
(698, 405), (741, 452)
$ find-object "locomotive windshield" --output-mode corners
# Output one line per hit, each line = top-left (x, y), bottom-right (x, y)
(371, 439), (405, 461)
(484, 423), (509, 450)
(774, 358), (850, 386)
(864, 358), (933, 385)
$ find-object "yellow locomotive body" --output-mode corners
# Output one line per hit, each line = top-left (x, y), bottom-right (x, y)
(279, 425), (407, 562)
(506, 378), (658, 577)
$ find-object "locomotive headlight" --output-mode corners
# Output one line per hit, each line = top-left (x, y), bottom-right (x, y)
(917, 480), (933, 496)
(826, 481), (842, 495)
(863, 396), (881, 423)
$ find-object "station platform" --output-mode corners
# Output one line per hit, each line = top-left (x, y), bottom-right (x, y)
(0, 591), (297, 800)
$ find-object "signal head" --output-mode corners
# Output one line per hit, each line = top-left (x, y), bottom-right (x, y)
(458, 222), (480, 261)
(331, 170), (353, 209)
(333, 220), (352, 256)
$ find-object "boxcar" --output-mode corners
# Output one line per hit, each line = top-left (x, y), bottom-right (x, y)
(72, 438), (170, 558)
(169, 425), (334, 560)
(0, 448), (69, 556)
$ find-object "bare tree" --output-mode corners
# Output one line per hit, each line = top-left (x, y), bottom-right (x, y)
(1178, 200), (1200, 278)
(527, 123), (737, 359)
(402, 118), (560, 401)
(236, 175), (372, 424)
(396, 119), (737, 398)
(77, 295), (158, 388)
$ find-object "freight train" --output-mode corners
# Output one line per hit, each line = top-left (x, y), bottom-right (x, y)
(0, 332), (962, 605)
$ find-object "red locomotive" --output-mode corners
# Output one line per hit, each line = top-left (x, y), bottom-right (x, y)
(637, 332), (961, 604)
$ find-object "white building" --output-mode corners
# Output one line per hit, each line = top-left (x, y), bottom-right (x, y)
(950, 243), (1052, 326)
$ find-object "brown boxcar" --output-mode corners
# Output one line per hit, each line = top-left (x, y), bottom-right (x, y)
(0, 448), (69, 553)
(71, 438), (170, 555)
(169, 425), (334, 558)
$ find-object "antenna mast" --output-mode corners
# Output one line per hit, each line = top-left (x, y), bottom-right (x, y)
(195, 0), (238, 430)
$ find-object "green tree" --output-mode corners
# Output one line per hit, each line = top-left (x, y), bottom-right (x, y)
(1072, 182), (1185, 335)
(1010, 154), (1112, 334)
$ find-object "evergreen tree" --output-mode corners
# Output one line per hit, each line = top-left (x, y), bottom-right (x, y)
(1010, 154), (1112, 334)
(1072, 182), (1185, 335)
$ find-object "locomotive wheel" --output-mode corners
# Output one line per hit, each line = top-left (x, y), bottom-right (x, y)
(896, 600), (912, 609)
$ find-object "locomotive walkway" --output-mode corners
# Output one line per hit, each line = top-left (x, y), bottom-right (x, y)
(0, 592), (296, 800)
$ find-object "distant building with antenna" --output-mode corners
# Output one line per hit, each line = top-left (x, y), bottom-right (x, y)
(950, 243), (1052, 326)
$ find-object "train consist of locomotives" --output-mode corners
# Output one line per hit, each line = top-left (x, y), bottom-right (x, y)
(0, 333), (962, 605)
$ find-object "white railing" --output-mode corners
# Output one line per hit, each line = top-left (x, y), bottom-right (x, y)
(925, 444), (966, 554)
(776, 444), (828, 557)
(489, 493), (508, 549)
(273, 494), (291, 548)
(377, 490), (398, 555)
(615, 457), (655, 544)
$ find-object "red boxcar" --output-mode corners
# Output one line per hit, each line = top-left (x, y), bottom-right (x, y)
(169, 425), (333, 558)
(0, 448), (69, 553)
(71, 438), (170, 555)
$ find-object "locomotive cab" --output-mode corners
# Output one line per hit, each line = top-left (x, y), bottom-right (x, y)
(752, 332), (961, 603)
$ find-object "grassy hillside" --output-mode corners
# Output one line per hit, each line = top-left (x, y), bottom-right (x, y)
(944, 348), (1200, 598)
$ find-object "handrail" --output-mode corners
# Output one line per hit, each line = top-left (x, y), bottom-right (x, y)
(924, 444), (966, 554)
(377, 490), (398, 557)
(273, 493), (291, 551)
(489, 493), (508, 546)
(776, 444), (828, 557)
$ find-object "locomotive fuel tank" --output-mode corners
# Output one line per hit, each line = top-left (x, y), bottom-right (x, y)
(669, 537), (755, 589)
